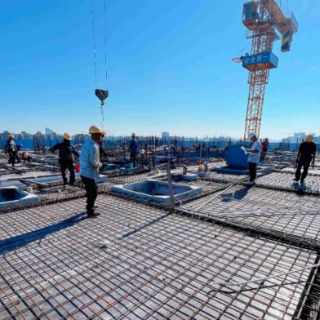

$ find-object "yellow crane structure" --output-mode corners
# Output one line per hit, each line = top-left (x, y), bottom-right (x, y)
(234, 0), (299, 140)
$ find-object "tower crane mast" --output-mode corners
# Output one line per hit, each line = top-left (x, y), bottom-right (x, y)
(235, 0), (299, 140)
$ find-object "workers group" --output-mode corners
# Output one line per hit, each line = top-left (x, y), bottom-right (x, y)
(4, 129), (317, 217)
(244, 133), (316, 186)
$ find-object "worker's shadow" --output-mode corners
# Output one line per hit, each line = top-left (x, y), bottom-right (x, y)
(0, 212), (86, 255)
(208, 279), (305, 295)
(220, 187), (249, 203)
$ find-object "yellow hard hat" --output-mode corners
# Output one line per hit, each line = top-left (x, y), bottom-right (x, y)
(306, 135), (314, 142)
(23, 153), (29, 159)
(63, 133), (72, 140)
(132, 133), (136, 138)
(89, 125), (102, 134)
(8, 134), (14, 138)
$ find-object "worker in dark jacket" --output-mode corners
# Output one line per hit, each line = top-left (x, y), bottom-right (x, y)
(99, 131), (109, 161)
(4, 134), (17, 167)
(293, 135), (316, 185)
(49, 133), (79, 186)
(129, 133), (138, 167)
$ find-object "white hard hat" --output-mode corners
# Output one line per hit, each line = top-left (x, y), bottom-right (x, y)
(248, 132), (256, 140)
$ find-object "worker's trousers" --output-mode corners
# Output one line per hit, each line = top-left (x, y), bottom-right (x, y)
(130, 151), (137, 167)
(59, 160), (75, 185)
(248, 162), (257, 182)
(295, 160), (310, 182)
(8, 151), (16, 166)
(80, 176), (97, 215)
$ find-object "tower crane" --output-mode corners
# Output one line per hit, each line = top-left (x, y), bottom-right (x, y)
(233, 0), (299, 140)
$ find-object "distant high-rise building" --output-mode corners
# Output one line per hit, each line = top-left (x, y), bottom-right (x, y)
(45, 128), (53, 135)
(162, 132), (169, 139)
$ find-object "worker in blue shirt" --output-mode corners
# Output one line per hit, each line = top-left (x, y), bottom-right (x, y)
(129, 133), (138, 167)
(80, 125), (107, 218)
(49, 133), (79, 186)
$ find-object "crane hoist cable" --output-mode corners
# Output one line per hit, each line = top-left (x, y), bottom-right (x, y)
(91, 0), (109, 129)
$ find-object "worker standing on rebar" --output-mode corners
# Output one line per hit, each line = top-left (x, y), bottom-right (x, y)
(4, 134), (17, 167)
(49, 133), (79, 186)
(244, 132), (262, 186)
(261, 138), (269, 160)
(129, 133), (138, 167)
(293, 135), (316, 186)
(80, 125), (107, 218)
(15, 144), (23, 163)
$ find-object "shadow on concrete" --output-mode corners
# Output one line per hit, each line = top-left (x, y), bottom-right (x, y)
(120, 213), (171, 240)
(220, 187), (249, 203)
(0, 212), (86, 255)
(208, 280), (305, 295)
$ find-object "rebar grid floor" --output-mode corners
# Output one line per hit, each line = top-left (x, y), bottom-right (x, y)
(180, 185), (320, 246)
(255, 172), (320, 194)
(0, 195), (317, 320)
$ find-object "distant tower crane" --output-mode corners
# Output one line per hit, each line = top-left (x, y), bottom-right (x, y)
(233, 0), (299, 140)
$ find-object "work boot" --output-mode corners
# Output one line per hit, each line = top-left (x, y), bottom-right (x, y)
(300, 180), (305, 186)
(87, 211), (101, 218)
(247, 181), (254, 186)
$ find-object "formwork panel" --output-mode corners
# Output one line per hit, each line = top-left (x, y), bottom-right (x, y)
(0, 195), (317, 320)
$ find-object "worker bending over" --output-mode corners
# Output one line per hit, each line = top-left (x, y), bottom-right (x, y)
(294, 135), (316, 185)
(50, 133), (79, 186)
(244, 132), (262, 186)
(22, 152), (32, 163)
(129, 133), (138, 167)
(4, 134), (17, 167)
(80, 125), (107, 218)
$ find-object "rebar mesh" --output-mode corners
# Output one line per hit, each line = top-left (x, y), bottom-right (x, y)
(0, 195), (317, 320)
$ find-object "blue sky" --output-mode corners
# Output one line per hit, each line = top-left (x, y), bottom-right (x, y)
(1, 0), (319, 139)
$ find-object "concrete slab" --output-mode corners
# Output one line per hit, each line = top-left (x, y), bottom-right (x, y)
(0, 186), (39, 208)
(112, 179), (202, 203)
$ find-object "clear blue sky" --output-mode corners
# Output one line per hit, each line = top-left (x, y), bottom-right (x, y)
(1, 0), (319, 139)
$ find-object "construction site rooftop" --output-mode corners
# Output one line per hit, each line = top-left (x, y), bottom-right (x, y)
(0, 149), (320, 320)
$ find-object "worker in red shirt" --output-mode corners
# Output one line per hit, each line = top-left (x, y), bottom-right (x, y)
(261, 138), (269, 160)
(262, 138), (269, 152)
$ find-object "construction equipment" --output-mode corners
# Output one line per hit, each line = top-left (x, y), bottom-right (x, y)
(233, 0), (299, 140)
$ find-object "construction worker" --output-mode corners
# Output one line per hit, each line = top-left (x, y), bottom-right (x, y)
(293, 135), (316, 185)
(80, 125), (107, 218)
(99, 131), (109, 161)
(49, 133), (79, 186)
(244, 132), (262, 186)
(4, 134), (17, 167)
(261, 138), (269, 160)
(129, 133), (138, 167)
(22, 152), (32, 163)
(15, 144), (23, 163)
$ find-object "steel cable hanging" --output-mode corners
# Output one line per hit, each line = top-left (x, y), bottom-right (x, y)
(91, 0), (109, 130)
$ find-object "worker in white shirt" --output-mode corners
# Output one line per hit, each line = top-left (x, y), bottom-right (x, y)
(244, 132), (262, 186)
(79, 125), (107, 218)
